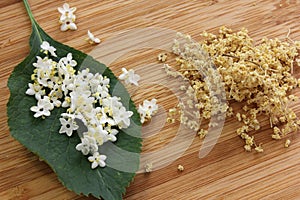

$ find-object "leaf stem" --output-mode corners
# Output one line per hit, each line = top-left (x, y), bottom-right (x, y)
(23, 0), (43, 44)
(23, 0), (35, 24)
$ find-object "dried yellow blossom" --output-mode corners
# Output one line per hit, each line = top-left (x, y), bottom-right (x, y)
(255, 145), (264, 153)
(144, 162), (153, 173)
(272, 134), (281, 140)
(284, 139), (291, 148)
(158, 53), (168, 62)
(177, 164), (184, 171)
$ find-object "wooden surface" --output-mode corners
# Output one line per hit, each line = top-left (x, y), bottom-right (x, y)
(1, 0), (300, 199)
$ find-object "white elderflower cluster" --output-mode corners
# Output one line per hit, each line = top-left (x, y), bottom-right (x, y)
(26, 41), (134, 169)
(58, 3), (77, 31)
(138, 99), (158, 123)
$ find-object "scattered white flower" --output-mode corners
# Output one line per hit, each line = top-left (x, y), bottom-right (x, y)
(88, 152), (107, 169)
(60, 19), (77, 31)
(87, 30), (101, 44)
(58, 3), (76, 22)
(138, 98), (158, 123)
(59, 117), (79, 136)
(118, 67), (140, 86)
(40, 41), (57, 57)
(58, 3), (77, 31)
(30, 96), (54, 118)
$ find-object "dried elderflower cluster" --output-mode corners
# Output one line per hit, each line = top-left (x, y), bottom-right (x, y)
(26, 41), (133, 169)
(164, 27), (300, 152)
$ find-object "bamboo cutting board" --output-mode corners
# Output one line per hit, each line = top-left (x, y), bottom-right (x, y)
(1, 0), (300, 199)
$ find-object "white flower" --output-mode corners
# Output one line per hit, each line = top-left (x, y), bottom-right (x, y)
(75, 135), (98, 155)
(26, 83), (45, 100)
(69, 90), (94, 113)
(113, 106), (133, 129)
(60, 18), (77, 31)
(58, 3), (76, 22)
(138, 98), (158, 123)
(88, 152), (107, 169)
(58, 3), (77, 31)
(33, 56), (55, 87)
(118, 68), (140, 86)
(30, 96), (54, 118)
(59, 117), (78, 136)
(87, 30), (101, 44)
(59, 53), (77, 67)
(40, 41), (57, 57)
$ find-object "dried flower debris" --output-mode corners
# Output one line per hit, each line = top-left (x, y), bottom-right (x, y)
(177, 164), (184, 171)
(163, 26), (300, 151)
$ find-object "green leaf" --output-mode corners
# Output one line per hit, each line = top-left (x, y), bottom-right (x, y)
(7, 1), (142, 199)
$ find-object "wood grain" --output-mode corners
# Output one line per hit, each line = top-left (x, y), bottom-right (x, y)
(1, 0), (300, 199)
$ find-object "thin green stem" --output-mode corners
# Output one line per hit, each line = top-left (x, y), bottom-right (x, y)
(23, 0), (43, 44)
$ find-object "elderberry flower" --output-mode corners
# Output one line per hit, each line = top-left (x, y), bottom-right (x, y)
(58, 3), (76, 22)
(87, 30), (101, 44)
(59, 53), (77, 67)
(76, 135), (98, 155)
(40, 41), (57, 57)
(118, 67), (140, 86)
(30, 96), (54, 118)
(59, 117), (79, 136)
(112, 106), (133, 129)
(138, 98), (158, 123)
(58, 3), (77, 31)
(26, 83), (45, 100)
(88, 152), (107, 169)
(60, 19), (77, 32)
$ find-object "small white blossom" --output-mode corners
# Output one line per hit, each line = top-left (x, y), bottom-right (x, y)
(76, 135), (98, 155)
(40, 41), (57, 57)
(59, 117), (79, 136)
(118, 67), (140, 86)
(87, 30), (101, 44)
(30, 96), (54, 118)
(26, 83), (45, 100)
(60, 18), (77, 32)
(88, 152), (107, 169)
(58, 3), (76, 22)
(59, 53), (77, 67)
(138, 98), (158, 123)
(58, 3), (77, 31)
(113, 106), (133, 129)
